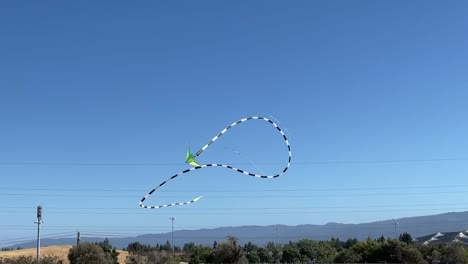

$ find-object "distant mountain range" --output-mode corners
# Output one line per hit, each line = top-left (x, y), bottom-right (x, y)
(8, 211), (468, 250)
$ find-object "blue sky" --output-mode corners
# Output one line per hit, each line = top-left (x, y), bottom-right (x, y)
(1, 1), (468, 246)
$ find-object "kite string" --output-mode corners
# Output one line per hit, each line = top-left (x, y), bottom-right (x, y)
(224, 146), (267, 176)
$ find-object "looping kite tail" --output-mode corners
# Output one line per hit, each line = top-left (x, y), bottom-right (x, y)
(139, 116), (292, 209)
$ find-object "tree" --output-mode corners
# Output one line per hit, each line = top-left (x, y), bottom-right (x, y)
(213, 236), (244, 264)
(296, 239), (317, 261)
(442, 243), (468, 264)
(68, 242), (113, 264)
(334, 249), (362, 263)
(281, 244), (300, 263)
(395, 244), (425, 264)
(189, 245), (214, 264)
(316, 241), (338, 263)
(127, 242), (151, 253)
(271, 247), (282, 263)
(265, 241), (276, 251)
(149, 251), (177, 264)
(330, 237), (344, 251)
(351, 238), (382, 263)
(430, 249), (442, 264)
(160, 240), (172, 251)
(399, 232), (414, 244)
(243, 242), (259, 253)
(344, 238), (358, 249)
(97, 238), (119, 264)
(125, 253), (148, 264)
(183, 242), (196, 253)
(257, 247), (274, 263)
(245, 251), (260, 263)
(419, 244), (446, 264)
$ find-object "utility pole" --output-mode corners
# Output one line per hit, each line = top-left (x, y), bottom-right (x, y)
(275, 226), (278, 248)
(76, 231), (80, 246)
(35, 206), (43, 264)
(393, 221), (399, 238)
(169, 217), (176, 258)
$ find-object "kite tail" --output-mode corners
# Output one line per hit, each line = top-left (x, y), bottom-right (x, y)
(139, 116), (291, 209)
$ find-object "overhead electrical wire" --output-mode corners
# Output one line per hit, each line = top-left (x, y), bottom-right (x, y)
(0, 157), (467, 166)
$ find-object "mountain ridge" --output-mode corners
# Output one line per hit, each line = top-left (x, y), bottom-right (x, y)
(7, 210), (468, 250)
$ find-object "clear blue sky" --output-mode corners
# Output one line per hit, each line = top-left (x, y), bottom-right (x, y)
(1, 1), (468, 246)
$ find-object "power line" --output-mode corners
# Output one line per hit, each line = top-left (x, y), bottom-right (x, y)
(1, 207), (467, 215)
(0, 235), (76, 248)
(1, 190), (468, 198)
(3, 202), (468, 210)
(0, 157), (467, 166)
(2, 184), (468, 192)
(4, 228), (468, 245)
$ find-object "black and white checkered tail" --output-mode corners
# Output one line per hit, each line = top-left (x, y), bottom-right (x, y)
(139, 116), (292, 209)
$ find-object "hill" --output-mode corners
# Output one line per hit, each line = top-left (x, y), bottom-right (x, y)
(8, 211), (468, 250)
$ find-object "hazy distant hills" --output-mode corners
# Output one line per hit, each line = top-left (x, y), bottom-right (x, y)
(9, 211), (468, 250)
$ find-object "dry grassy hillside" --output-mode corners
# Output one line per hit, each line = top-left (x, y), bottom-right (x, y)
(0, 245), (129, 264)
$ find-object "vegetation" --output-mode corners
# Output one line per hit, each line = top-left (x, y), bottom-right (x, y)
(0, 255), (63, 264)
(5, 232), (468, 263)
(68, 239), (119, 264)
(122, 233), (468, 264)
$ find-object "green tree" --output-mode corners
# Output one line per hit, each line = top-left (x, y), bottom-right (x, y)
(97, 238), (119, 264)
(330, 237), (344, 251)
(127, 242), (151, 253)
(344, 238), (358, 249)
(418, 243), (445, 264)
(265, 241), (276, 251)
(245, 251), (260, 263)
(257, 247), (274, 263)
(316, 241), (338, 263)
(68, 242), (113, 264)
(399, 232), (414, 244)
(442, 243), (468, 264)
(243, 242), (259, 253)
(271, 247), (282, 263)
(160, 240), (172, 251)
(395, 244), (425, 264)
(377, 235), (385, 243)
(144, 250), (178, 264)
(281, 244), (300, 263)
(189, 245), (213, 264)
(351, 238), (382, 263)
(334, 249), (362, 263)
(189, 245), (214, 264)
(296, 239), (316, 261)
(183, 242), (196, 254)
(213, 236), (244, 264)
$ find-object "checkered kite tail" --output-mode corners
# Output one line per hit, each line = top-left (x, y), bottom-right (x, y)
(139, 116), (291, 209)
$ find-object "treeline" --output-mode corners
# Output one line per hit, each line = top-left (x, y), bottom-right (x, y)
(1, 247), (22, 252)
(126, 233), (468, 264)
(3, 233), (468, 263)
(127, 241), (181, 253)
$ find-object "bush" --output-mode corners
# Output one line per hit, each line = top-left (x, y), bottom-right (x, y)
(0, 255), (63, 264)
(68, 242), (113, 264)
